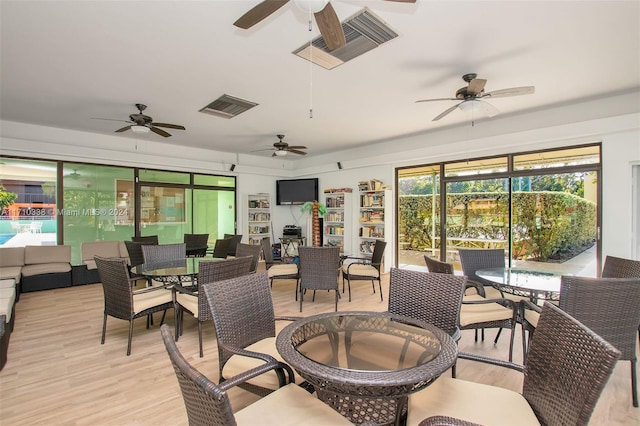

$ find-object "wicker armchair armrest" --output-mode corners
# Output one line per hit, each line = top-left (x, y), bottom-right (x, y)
(465, 279), (486, 297)
(521, 299), (542, 313)
(457, 351), (524, 373)
(217, 359), (294, 391)
(172, 284), (198, 296)
(418, 415), (484, 426)
(218, 341), (281, 365)
(275, 315), (303, 322)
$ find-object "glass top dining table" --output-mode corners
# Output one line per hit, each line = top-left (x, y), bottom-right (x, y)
(476, 267), (562, 302)
(133, 257), (223, 280)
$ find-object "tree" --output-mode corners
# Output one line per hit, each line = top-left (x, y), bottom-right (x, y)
(0, 184), (18, 211)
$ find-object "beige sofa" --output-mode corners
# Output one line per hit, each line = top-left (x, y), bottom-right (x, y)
(79, 241), (129, 284)
(0, 247), (24, 298)
(0, 245), (72, 293)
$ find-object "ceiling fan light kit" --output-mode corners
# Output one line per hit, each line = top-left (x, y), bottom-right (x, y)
(293, 0), (328, 13)
(274, 150), (288, 157)
(131, 125), (150, 134)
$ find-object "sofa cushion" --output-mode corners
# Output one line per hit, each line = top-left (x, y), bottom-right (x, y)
(0, 247), (24, 268)
(0, 267), (22, 283)
(0, 288), (16, 322)
(0, 279), (16, 289)
(82, 241), (122, 270)
(21, 263), (72, 277)
(24, 245), (71, 265)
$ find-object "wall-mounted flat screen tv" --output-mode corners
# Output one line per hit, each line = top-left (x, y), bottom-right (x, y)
(276, 178), (319, 205)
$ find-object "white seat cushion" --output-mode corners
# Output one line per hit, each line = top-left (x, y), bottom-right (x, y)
(132, 288), (172, 313)
(176, 292), (198, 318)
(222, 337), (302, 389)
(235, 383), (352, 425)
(460, 296), (513, 326)
(0, 288), (16, 322)
(407, 377), (540, 426)
(524, 309), (540, 327)
(343, 263), (378, 277)
(268, 264), (298, 278)
(0, 267), (22, 283)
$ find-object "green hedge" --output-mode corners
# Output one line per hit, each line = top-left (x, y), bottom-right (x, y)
(399, 192), (596, 261)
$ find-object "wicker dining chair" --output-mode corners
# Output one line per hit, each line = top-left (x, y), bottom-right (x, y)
(160, 324), (351, 426)
(141, 243), (189, 284)
(124, 240), (156, 286)
(260, 237), (299, 297)
(388, 267), (465, 377)
(132, 235), (159, 244)
(559, 275), (640, 407)
(211, 238), (231, 259)
(298, 246), (341, 312)
(223, 233), (243, 257)
(174, 256), (253, 357)
(601, 254), (640, 350)
(432, 254), (517, 362)
(234, 243), (261, 273)
(184, 233), (209, 258)
(407, 302), (621, 426)
(95, 256), (173, 355)
(202, 272), (303, 396)
(341, 240), (386, 302)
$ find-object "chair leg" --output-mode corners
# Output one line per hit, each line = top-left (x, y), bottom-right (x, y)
(451, 363), (457, 378)
(101, 313), (107, 344)
(299, 287), (303, 312)
(312, 290), (316, 302)
(174, 306), (181, 341)
(377, 279), (383, 301)
(632, 359), (638, 407)
(127, 320), (134, 356)
(346, 276), (352, 302)
(507, 326), (515, 362)
(334, 290), (338, 312)
(159, 309), (167, 325)
(198, 321), (204, 358)
(493, 327), (503, 345)
(474, 329), (478, 342)
(521, 324), (528, 363)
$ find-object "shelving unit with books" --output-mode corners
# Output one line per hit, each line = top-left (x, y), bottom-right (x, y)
(323, 190), (352, 254)
(358, 180), (391, 259)
(247, 193), (271, 246)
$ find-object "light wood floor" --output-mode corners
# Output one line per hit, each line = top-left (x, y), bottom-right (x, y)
(1, 264), (639, 425)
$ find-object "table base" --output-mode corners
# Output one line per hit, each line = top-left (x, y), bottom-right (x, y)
(316, 389), (408, 426)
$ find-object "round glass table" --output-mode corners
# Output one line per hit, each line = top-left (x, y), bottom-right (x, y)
(476, 267), (562, 302)
(133, 257), (224, 285)
(276, 311), (457, 425)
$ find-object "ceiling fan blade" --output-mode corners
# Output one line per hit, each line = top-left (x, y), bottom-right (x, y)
(286, 145), (307, 150)
(483, 86), (535, 99)
(234, 0), (290, 29)
(477, 100), (500, 117)
(115, 125), (132, 133)
(432, 103), (462, 121)
(288, 149), (307, 155)
(93, 117), (133, 124)
(150, 126), (171, 138)
(467, 78), (487, 95)
(152, 123), (186, 130)
(415, 97), (458, 103)
(314, 2), (346, 51)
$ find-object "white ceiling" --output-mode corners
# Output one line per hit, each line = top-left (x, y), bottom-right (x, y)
(1, 1), (639, 160)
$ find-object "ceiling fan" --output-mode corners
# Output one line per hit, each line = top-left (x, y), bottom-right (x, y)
(256, 134), (308, 157)
(416, 73), (535, 121)
(234, 0), (416, 51)
(94, 103), (185, 137)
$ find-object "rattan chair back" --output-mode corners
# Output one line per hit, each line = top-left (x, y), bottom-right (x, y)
(260, 237), (278, 267)
(370, 240), (387, 270)
(523, 302), (622, 425)
(559, 275), (640, 406)
(389, 268), (465, 337)
(142, 243), (186, 263)
(184, 233), (209, 257)
(132, 235), (159, 244)
(298, 246), (341, 312)
(202, 272), (277, 377)
(602, 255), (640, 278)
(223, 233), (243, 257)
(235, 243), (261, 273)
(125, 240), (155, 268)
(423, 255), (454, 275)
(458, 249), (505, 285)
(211, 238), (231, 259)
(160, 324), (239, 426)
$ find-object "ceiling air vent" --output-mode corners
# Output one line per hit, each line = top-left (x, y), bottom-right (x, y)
(199, 95), (258, 119)
(293, 8), (398, 70)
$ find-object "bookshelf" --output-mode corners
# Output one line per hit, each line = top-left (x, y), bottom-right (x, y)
(247, 193), (271, 246)
(358, 181), (391, 261)
(323, 191), (352, 254)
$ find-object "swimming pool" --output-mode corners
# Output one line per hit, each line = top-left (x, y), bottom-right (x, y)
(0, 234), (16, 245)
